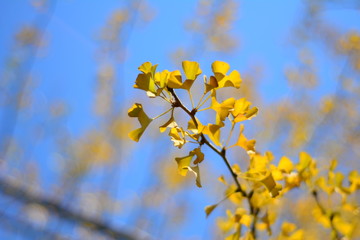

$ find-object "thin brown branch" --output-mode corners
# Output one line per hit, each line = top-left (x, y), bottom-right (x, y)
(168, 88), (247, 197)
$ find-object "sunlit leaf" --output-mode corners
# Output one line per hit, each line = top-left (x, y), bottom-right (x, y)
(278, 156), (293, 173)
(138, 61), (158, 75)
(187, 165), (202, 188)
(260, 172), (281, 197)
(167, 70), (183, 88)
(175, 154), (193, 176)
(190, 147), (204, 164)
(154, 69), (170, 89)
(202, 124), (222, 146)
(181, 60), (202, 90)
(211, 61), (242, 89)
(232, 98), (258, 122)
(211, 91), (235, 122)
(297, 152), (312, 172)
(159, 115), (177, 133)
(134, 73), (157, 96)
(232, 124), (256, 154)
(128, 103), (153, 142)
(169, 127), (186, 148)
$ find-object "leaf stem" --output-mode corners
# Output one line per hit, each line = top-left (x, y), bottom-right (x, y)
(152, 108), (173, 120)
(312, 190), (342, 240)
(196, 92), (211, 110)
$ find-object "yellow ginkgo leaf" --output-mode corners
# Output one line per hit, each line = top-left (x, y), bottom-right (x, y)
(278, 156), (294, 173)
(211, 91), (235, 123)
(218, 175), (228, 185)
(190, 147), (204, 164)
(128, 103), (153, 142)
(138, 61), (158, 74)
(175, 154), (193, 176)
(260, 172), (281, 197)
(211, 61), (242, 89)
(212, 61), (230, 78)
(249, 153), (270, 172)
(329, 159), (338, 171)
(232, 98), (258, 122)
(134, 73), (157, 96)
(240, 214), (252, 228)
(181, 61), (202, 90)
(169, 127), (186, 148)
(281, 222), (297, 236)
(204, 75), (218, 93)
(218, 70), (242, 89)
(297, 152), (312, 172)
(154, 69), (170, 89)
(159, 115), (177, 133)
(187, 165), (202, 188)
(167, 70), (183, 88)
(205, 204), (218, 217)
(187, 117), (205, 134)
(333, 215), (354, 236)
(232, 124), (256, 154)
(202, 124), (222, 146)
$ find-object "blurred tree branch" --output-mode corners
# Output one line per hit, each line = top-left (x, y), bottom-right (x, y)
(0, 177), (137, 240)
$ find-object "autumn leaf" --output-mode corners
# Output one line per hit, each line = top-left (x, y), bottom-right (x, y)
(229, 124), (256, 154)
(134, 62), (158, 97)
(205, 204), (218, 217)
(159, 114), (177, 133)
(127, 103), (153, 142)
(181, 60), (202, 90)
(211, 61), (242, 89)
(169, 127), (186, 148)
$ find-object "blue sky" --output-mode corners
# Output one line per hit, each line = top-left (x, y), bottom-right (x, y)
(1, 0), (360, 239)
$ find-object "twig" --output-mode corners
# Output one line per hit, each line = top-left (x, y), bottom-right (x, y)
(312, 190), (342, 240)
(168, 88), (247, 197)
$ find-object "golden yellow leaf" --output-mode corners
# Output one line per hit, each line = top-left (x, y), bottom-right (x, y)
(175, 155), (193, 176)
(297, 152), (312, 172)
(204, 75), (218, 93)
(181, 61), (202, 90)
(333, 215), (354, 236)
(329, 159), (338, 171)
(205, 204), (218, 217)
(212, 60), (230, 77)
(260, 172), (281, 197)
(233, 124), (256, 154)
(169, 127), (186, 148)
(187, 165), (202, 188)
(202, 124), (222, 146)
(167, 70), (183, 88)
(281, 222), (297, 236)
(128, 103), (153, 142)
(154, 69), (170, 89)
(218, 175), (228, 185)
(138, 61), (158, 74)
(278, 156), (294, 173)
(289, 229), (304, 240)
(211, 91), (236, 123)
(240, 214), (252, 228)
(218, 70), (242, 88)
(211, 61), (242, 89)
(190, 147), (204, 164)
(232, 98), (258, 122)
(159, 115), (177, 133)
(134, 73), (157, 96)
